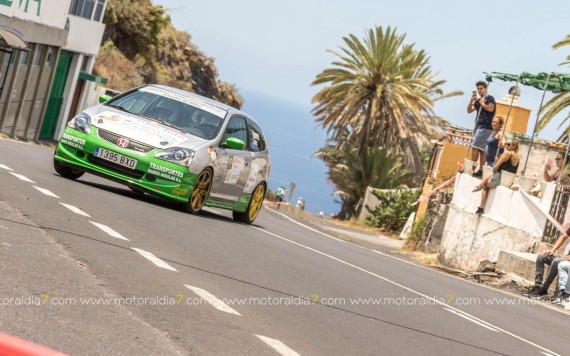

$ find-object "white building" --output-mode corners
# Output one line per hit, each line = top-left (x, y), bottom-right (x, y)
(0, 0), (107, 141)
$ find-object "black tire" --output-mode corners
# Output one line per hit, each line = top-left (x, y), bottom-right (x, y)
(54, 158), (84, 180)
(233, 183), (265, 224)
(183, 169), (213, 214)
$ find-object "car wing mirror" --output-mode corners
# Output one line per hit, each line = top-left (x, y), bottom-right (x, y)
(99, 94), (113, 103)
(223, 137), (245, 150)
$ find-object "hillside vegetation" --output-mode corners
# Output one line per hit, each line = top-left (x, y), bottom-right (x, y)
(94, 0), (243, 109)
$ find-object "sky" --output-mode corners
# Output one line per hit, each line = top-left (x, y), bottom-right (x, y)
(152, 0), (570, 212)
(154, 0), (570, 140)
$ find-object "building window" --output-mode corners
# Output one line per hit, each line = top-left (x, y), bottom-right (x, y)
(19, 51), (29, 66)
(46, 47), (56, 67)
(2, 51), (15, 66)
(69, 0), (102, 20)
(81, 56), (90, 71)
(94, 0), (105, 22)
(33, 45), (45, 66)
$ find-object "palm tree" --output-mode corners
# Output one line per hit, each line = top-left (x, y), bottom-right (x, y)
(315, 138), (413, 220)
(537, 34), (570, 136)
(311, 26), (456, 176)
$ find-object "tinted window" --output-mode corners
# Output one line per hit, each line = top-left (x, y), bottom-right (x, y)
(249, 120), (267, 152)
(222, 116), (248, 147)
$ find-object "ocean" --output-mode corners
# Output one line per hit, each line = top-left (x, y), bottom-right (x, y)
(241, 88), (338, 215)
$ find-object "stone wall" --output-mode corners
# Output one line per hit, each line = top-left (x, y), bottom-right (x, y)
(437, 173), (557, 271)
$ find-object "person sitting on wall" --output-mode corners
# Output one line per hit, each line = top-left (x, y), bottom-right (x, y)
(552, 258), (570, 304)
(544, 152), (570, 185)
(472, 139), (520, 215)
(484, 116), (505, 168)
(523, 228), (570, 299)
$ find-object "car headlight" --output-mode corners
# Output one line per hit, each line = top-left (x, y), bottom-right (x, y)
(155, 147), (195, 167)
(67, 113), (91, 134)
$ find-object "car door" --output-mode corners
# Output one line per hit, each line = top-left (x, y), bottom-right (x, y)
(243, 119), (270, 194)
(210, 115), (252, 202)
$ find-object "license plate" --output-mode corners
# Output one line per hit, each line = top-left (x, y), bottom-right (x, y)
(93, 147), (137, 169)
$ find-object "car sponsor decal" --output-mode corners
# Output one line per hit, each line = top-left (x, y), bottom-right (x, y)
(147, 162), (184, 183)
(244, 163), (260, 193)
(140, 86), (227, 119)
(172, 187), (189, 196)
(93, 111), (187, 147)
(60, 132), (86, 150)
(224, 156), (244, 184)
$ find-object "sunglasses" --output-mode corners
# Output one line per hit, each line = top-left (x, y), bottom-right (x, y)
(506, 143), (514, 146)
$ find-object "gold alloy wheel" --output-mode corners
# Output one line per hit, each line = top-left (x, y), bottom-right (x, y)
(248, 184), (265, 221)
(190, 170), (212, 212)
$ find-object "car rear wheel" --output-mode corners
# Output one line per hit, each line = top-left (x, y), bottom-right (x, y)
(184, 169), (212, 214)
(233, 183), (265, 224)
(54, 158), (84, 180)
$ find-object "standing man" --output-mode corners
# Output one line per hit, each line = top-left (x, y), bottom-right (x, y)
(467, 81), (496, 178)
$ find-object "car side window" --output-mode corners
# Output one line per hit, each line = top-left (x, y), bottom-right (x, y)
(248, 120), (267, 152)
(221, 116), (248, 147)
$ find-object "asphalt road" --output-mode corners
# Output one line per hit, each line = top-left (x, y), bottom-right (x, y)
(0, 137), (568, 356)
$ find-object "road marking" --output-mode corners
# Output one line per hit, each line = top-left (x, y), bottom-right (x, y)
(443, 308), (499, 332)
(0, 164), (13, 171)
(89, 221), (129, 241)
(2, 242), (12, 246)
(132, 248), (177, 271)
(184, 285), (241, 316)
(254, 334), (299, 356)
(59, 203), (91, 217)
(33, 186), (60, 198)
(202, 207), (223, 215)
(9, 172), (35, 183)
(252, 225), (561, 356)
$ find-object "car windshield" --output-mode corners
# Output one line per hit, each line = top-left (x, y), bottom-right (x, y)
(106, 87), (226, 140)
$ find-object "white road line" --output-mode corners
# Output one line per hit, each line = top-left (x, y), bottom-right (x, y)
(89, 221), (130, 241)
(252, 226), (560, 356)
(184, 285), (241, 316)
(132, 248), (177, 272)
(33, 186), (60, 198)
(254, 334), (300, 356)
(202, 207), (223, 215)
(59, 203), (91, 217)
(9, 172), (35, 183)
(443, 308), (499, 332)
(2, 242), (12, 246)
(267, 208), (427, 271)
(0, 164), (13, 171)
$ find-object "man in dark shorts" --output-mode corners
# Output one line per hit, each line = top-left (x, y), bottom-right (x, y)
(467, 81), (496, 177)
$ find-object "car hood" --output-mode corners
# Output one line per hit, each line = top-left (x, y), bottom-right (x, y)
(90, 110), (207, 149)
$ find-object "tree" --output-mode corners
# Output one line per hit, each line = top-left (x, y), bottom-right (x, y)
(314, 137), (413, 220)
(537, 34), (570, 138)
(311, 26), (458, 177)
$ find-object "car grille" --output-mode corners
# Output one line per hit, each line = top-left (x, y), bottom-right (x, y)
(88, 155), (145, 179)
(97, 129), (155, 153)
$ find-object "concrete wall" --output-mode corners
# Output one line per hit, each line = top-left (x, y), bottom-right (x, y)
(438, 173), (557, 271)
(65, 16), (105, 56)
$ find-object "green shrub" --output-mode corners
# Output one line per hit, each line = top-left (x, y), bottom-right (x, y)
(404, 213), (426, 250)
(365, 189), (420, 232)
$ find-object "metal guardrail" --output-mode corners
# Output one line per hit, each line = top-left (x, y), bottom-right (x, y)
(543, 184), (570, 245)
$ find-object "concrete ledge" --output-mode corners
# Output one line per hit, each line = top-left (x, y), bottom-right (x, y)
(497, 250), (536, 283)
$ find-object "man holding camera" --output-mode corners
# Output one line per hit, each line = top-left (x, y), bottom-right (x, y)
(467, 81), (496, 177)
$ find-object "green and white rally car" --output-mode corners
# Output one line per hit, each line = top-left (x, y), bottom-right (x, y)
(54, 85), (270, 224)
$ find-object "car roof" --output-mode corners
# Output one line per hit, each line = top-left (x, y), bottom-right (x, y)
(150, 84), (256, 122)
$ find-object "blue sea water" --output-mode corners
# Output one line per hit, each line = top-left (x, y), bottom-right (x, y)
(240, 88), (338, 215)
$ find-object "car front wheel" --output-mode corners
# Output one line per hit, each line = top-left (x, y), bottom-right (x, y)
(233, 183), (265, 224)
(184, 169), (212, 214)
(54, 158), (84, 180)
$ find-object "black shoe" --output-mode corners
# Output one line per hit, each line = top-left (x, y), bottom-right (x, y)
(522, 286), (541, 297)
(475, 207), (484, 215)
(528, 287), (549, 300)
(473, 171), (483, 178)
(551, 290), (570, 304)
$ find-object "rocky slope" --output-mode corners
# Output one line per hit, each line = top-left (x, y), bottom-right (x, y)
(93, 0), (243, 109)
